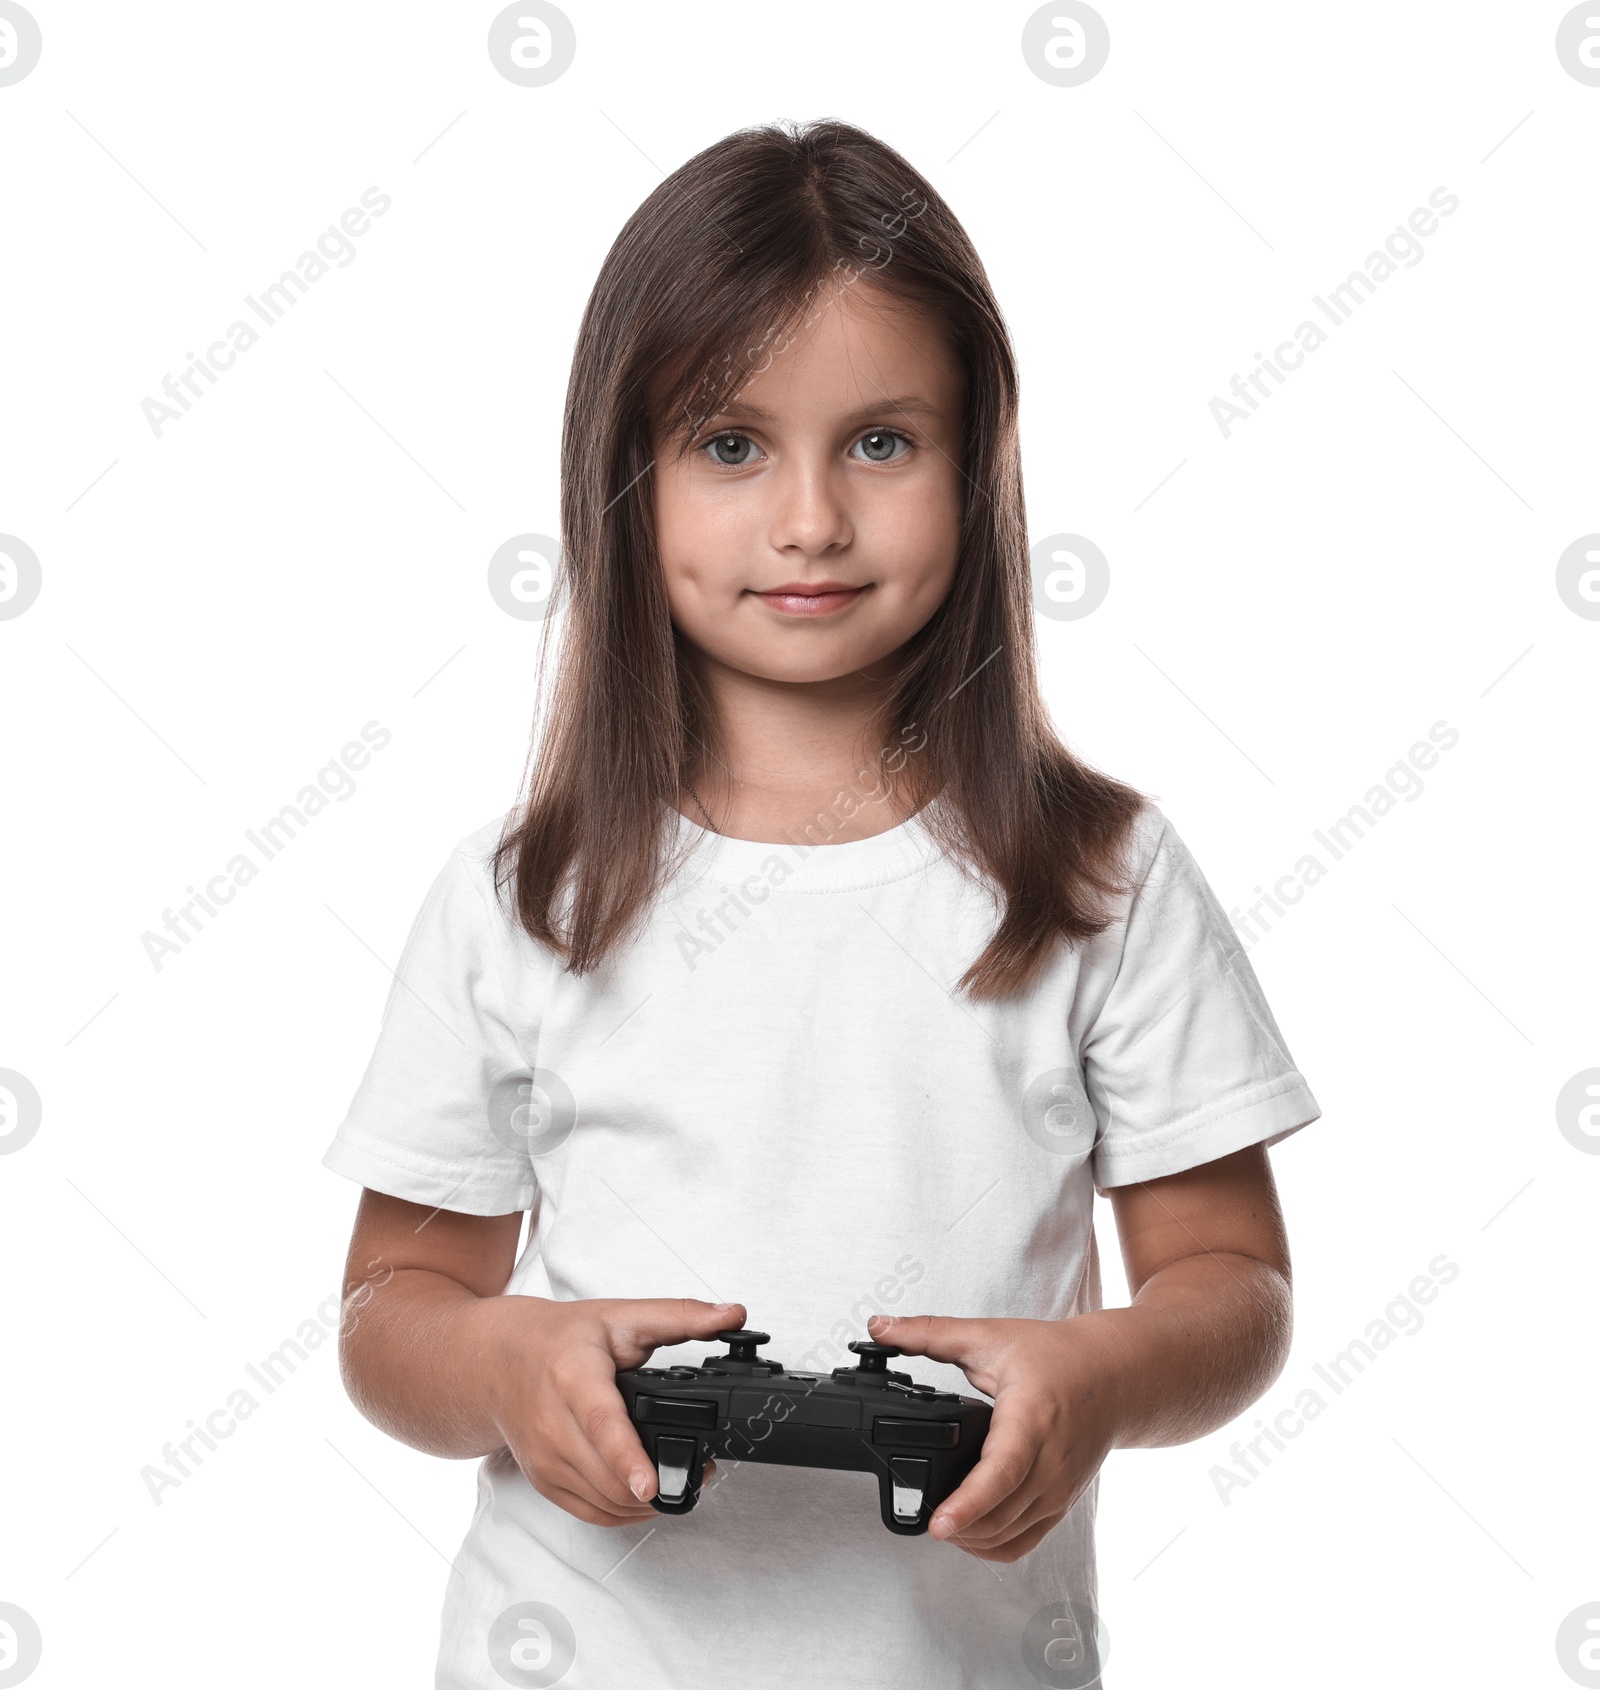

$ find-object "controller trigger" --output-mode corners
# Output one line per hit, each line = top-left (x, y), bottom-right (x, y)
(890, 1457), (931, 1524)
(654, 1436), (697, 1503)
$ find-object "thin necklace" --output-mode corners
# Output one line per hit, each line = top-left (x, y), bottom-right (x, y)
(685, 781), (719, 835)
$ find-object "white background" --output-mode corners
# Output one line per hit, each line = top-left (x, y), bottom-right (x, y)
(1, 2), (1595, 1686)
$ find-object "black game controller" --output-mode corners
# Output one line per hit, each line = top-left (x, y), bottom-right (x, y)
(615, 1328), (992, 1535)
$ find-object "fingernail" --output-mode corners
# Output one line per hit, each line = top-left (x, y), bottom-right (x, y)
(630, 1472), (651, 1500)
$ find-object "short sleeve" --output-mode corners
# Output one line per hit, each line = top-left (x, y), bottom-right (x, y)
(321, 838), (541, 1215)
(1083, 814), (1321, 1189)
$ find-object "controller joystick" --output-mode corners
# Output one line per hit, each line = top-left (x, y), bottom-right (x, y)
(836, 1339), (913, 1388)
(716, 1328), (771, 1360)
(700, 1328), (783, 1378)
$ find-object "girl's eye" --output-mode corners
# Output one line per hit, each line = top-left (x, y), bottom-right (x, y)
(704, 432), (762, 467)
(851, 428), (911, 464)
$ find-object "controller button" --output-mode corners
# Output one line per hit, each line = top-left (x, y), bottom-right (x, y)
(654, 1435), (697, 1502)
(889, 1456), (931, 1523)
(664, 1367), (700, 1379)
(873, 1417), (960, 1449)
(634, 1396), (718, 1429)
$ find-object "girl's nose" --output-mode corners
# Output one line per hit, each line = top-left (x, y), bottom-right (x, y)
(767, 458), (853, 557)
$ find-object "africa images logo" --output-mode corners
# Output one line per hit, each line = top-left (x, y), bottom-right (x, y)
(0, 1), (42, 86)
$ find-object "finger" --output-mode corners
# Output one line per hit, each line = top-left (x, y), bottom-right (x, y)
(948, 1511), (1063, 1563)
(608, 1298), (747, 1365)
(565, 1379), (667, 1506)
(528, 1441), (722, 1522)
(521, 1340), (662, 1512)
(538, 1334), (725, 1514)
(630, 1454), (720, 1505)
(547, 1452), (723, 1522)
(542, 1432), (655, 1517)
(867, 1312), (1000, 1375)
(960, 1447), (1094, 1545)
(926, 1424), (1038, 1541)
(559, 1451), (723, 1511)
(519, 1440), (656, 1522)
(538, 1478), (657, 1527)
(566, 1365), (731, 1513)
(945, 1438), (1057, 1541)
(948, 1486), (1064, 1549)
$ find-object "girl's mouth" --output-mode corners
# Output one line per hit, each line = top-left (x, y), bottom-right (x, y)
(750, 581), (869, 616)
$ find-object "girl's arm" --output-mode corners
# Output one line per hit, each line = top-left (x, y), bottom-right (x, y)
(337, 1190), (745, 1523)
(868, 1143), (1292, 1562)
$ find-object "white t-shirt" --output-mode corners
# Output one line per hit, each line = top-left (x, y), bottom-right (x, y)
(323, 798), (1320, 1690)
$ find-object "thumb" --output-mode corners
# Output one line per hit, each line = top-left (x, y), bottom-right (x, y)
(609, 1298), (746, 1362)
(868, 1312), (997, 1374)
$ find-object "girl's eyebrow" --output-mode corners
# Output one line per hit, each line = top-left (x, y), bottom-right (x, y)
(712, 395), (942, 423)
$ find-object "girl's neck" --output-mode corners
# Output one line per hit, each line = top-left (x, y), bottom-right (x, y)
(682, 653), (918, 845)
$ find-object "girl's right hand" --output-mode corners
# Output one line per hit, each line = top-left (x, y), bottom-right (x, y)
(480, 1295), (747, 1526)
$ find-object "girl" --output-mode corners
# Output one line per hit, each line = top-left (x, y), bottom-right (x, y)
(326, 119), (1320, 1689)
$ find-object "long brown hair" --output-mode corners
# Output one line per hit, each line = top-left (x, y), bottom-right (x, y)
(494, 118), (1148, 999)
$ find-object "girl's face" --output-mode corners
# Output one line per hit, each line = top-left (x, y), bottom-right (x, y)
(652, 280), (966, 688)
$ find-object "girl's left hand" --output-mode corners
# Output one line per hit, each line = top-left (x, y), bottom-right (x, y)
(866, 1310), (1123, 1563)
